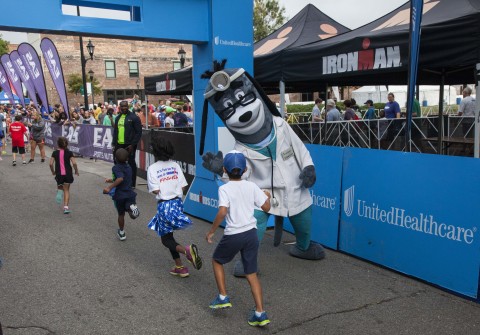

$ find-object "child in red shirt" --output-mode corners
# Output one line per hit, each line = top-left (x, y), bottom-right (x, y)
(8, 115), (27, 166)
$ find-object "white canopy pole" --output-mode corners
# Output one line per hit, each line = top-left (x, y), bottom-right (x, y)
(279, 80), (286, 117)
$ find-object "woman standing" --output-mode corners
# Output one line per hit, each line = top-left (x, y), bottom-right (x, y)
(28, 111), (46, 163)
(102, 107), (115, 126)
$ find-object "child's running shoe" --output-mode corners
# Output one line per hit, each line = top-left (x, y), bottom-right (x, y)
(209, 295), (232, 309)
(63, 206), (71, 214)
(185, 244), (202, 270)
(12, 161), (16, 166)
(22, 161), (26, 165)
(128, 203), (140, 219)
(169, 266), (189, 278)
(56, 190), (63, 204)
(117, 229), (126, 241)
(248, 311), (271, 327)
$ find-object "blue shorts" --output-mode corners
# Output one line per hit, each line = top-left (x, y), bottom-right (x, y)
(212, 228), (259, 275)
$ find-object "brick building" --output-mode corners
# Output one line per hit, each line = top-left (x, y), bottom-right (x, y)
(10, 33), (191, 109)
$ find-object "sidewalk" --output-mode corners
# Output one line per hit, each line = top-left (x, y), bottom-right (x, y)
(1, 147), (480, 334)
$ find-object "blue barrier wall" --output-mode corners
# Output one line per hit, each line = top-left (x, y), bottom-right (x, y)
(339, 147), (480, 298)
(283, 145), (343, 249)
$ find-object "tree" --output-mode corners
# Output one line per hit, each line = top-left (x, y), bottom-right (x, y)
(253, 0), (286, 42)
(0, 34), (9, 57)
(67, 73), (102, 96)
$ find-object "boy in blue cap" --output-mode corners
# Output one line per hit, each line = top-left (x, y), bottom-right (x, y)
(206, 150), (272, 327)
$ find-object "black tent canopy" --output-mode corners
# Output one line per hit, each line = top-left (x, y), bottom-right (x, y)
(254, 0), (480, 93)
(254, 4), (350, 57)
(143, 4), (350, 96)
(144, 65), (192, 96)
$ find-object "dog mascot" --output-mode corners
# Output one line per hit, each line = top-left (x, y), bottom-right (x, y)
(200, 60), (325, 276)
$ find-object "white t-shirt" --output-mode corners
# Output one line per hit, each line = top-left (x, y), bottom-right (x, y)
(218, 180), (268, 235)
(147, 160), (187, 200)
(165, 116), (175, 127)
(459, 96), (476, 117)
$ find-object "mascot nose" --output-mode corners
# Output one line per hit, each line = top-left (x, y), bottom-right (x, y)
(239, 111), (253, 123)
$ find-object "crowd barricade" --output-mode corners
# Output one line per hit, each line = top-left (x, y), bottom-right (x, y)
(289, 116), (476, 156)
(44, 121), (115, 162)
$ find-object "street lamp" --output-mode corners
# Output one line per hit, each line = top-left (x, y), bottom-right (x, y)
(178, 45), (186, 68)
(88, 69), (95, 107)
(80, 38), (95, 109)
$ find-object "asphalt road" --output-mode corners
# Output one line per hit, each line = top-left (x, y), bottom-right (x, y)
(1, 147), (480, 335)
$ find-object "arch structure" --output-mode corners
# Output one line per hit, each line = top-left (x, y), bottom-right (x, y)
(1, 0), (254, 220)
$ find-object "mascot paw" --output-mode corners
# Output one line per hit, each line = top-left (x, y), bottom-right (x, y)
(299, 165), (316, 188)
(289, 242), (325, 260)
(202, 151), (224, 176)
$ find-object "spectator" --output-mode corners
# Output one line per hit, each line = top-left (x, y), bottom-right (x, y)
(157, 105), (167, 127)
(325, 99), (341, 121)
(412, 98), (421, 117)
(351, 98), (359, 112)
(364, 100), (376, 120)
(112, 100), (142, 188)
(458, 86), (476, 137)
(82, 110), (96, 125)
(311, 98), (323, 122)
(94, 103), (103, 123)
(139, 104), (159, 128)
(164, 111), (175, 128)
(385, 93), (401, 119)
(27, 111), (46, 163)
(103, 107), (116, 126)
(173, 105), (190, 127)
(70, 110), (84, 126)
(343, 100), (356, 120)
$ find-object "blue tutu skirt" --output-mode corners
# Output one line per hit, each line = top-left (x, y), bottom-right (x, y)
(147, 198), (192, 237)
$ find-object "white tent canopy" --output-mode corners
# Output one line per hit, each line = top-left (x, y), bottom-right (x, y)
(352, 85), (458, 107)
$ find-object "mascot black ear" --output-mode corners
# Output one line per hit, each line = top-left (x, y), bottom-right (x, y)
(244, 71), (281, 117)
(199, 59), (227, 155)
(199, 99), (209, 156)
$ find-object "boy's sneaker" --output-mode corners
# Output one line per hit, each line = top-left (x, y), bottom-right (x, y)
(209, 295), (232, 309)
(12, 161), (16, 166)
(117, 229), (126, 241)
(22, 161), (26, 165)
(56, 190), (63, 204)
(169, 266), (189, 278)
(63, 207), (71, 214)
(185, 244), (202, 270)
(28, 159), (34, 163)
(128, 203), (140, 219)
(248, 311), (271, 327)
(41, 158), (45, 163)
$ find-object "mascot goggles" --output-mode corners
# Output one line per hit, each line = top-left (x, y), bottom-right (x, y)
(218, 91), (256, 120)
(204, 69), (245, 99)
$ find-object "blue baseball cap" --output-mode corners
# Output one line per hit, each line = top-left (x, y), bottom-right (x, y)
(223, 150), (246, 173)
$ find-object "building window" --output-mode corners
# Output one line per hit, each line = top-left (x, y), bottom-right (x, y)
(128, 61), (139, 78)
(105, 60), (116, 78)
(172, 60), (181, 71)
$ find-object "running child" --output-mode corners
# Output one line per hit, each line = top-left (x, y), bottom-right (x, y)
(206, 150), (271, 327)
(103, 148), (140, 241)
(8, 115), (27, 166)
(147, 137), (202, 277)
(49, 137), (79, 214)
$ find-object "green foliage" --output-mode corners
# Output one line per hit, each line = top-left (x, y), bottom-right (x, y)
(254, 0), (286, 42)
(0, 34), (10, 56)
(67, 73), (102, 95)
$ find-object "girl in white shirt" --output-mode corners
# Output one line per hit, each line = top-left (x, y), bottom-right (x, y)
(147, 137), (202, 277)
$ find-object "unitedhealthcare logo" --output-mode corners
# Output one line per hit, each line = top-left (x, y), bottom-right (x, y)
(343, 185), (476, 244)
(343, 185), (355, 217)
(214, 36), (251, 47)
